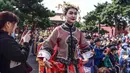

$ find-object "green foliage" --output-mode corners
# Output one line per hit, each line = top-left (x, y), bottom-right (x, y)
(0, 0), (56, 29)
(101, 0), (129, 30)
(83, 2), (109, 34)
(83, 0), (130, 34)
(0, 0), (14, 11)
(74, 21), (82, 28)
(80, 24), (108, 35)
(83, 2), (109, 26)
(113, 0), (130, 5)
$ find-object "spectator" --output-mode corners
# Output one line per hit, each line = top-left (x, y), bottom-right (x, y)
(94, 38), (105, 68)
(0, 11), (31, 73)
(104, 46), (119, 73)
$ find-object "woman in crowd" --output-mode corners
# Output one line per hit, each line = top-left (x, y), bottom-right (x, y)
(119, 42), (130, 73)
(104, 46), (119, 73)
(0, 11), (31, 73)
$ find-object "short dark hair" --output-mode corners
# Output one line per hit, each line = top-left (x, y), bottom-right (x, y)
(94, 38), (101, 43)
(0, 11), (19, 29)
(64, 6), (78, 15)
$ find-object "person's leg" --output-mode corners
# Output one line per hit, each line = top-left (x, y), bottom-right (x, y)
(115, 65), (120, 73)
(90, 59), (94, 73)
(109, 69), (115, 73)
(31, 40), (35, 55)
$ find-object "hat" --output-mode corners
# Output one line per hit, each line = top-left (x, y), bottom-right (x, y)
(94, 38), (101, 43)
(122, 43), (128, 49)
(122, 37), (126, 42)
(110, 46), (117, 51)
(85, 36), (91, 39)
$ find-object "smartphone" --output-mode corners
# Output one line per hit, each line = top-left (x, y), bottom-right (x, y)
(19, 30), (31, 44)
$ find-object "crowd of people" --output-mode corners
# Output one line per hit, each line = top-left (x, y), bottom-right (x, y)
(81, 35), (128, 73)
(33, 31), (130, 73)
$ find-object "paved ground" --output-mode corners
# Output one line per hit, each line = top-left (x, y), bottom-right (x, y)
(27, 54), (38, 73)
(27, 48), (38, 73)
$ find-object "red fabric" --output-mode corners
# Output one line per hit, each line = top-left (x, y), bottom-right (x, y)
(37, 43), (43, 52)
(50, 46), (57, 60)
(37, 43), (43, 60)
(37, 45), (85, 73)
(39, 60), (85, 73)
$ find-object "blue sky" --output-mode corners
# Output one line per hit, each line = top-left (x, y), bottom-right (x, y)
(42, 0), (111, 17)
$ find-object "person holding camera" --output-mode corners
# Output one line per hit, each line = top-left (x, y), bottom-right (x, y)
(0, 11), (31, 73)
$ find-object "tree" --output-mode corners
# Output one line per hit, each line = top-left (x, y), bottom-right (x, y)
(114, 0), (130, 22)
(0, 0), (17, 11)
(101, 0), (130, 35)
(83, 2), (109, 35)
(13, 0), (55, 29)
(83, 0), (130, 36)
(0, 0), (56, 29)
(114, 0), (130, 4)
(0, 0), (24, 28)
(74, 21), (82, 28)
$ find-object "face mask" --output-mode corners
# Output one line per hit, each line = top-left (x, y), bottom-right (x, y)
(11, 32), (16, 39)
(15, 34), (18, 37)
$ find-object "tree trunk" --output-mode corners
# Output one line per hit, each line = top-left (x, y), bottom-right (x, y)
(98, 23), (101, 36)
(111, 27), (113, 36)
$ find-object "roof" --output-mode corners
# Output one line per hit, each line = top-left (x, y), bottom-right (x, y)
(49, 13), (65, 22)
